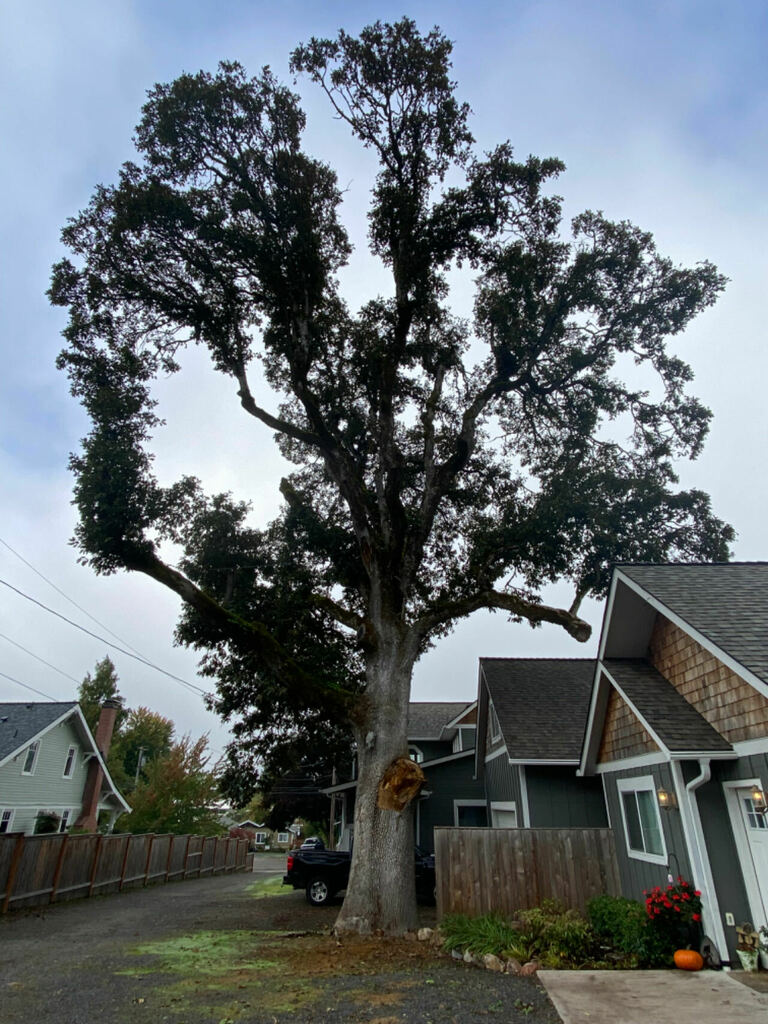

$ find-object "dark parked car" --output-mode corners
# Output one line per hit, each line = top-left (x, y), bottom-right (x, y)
(283, 845), (436, 906)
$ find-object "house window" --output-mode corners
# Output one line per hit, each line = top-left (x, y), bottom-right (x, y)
(489, 703), (501, 743)
(617, 776), (667, 864)
(408, 746), (424, 764)
(743, 797), (768, 831)
(454, 801), (488, 827)
(254, 832), (267, 845)
(59, 809), (71, 832)
(22, 741), (40, 775)
(490, 801), (518, 828)
(63, 746), (77, 778)
(277, 832), (290, 844)
(0, 810), (13, 833)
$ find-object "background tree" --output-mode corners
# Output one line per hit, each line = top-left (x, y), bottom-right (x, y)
(52, 20), (733, 934)
(112, 706), (174, 791)
(77, 655), (127, 735)
(117, 734), (222, 835)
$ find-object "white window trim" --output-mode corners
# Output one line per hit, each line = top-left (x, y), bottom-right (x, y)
(489, 702), (502, 743)
(0, 809), (14, 833)
(453, 799), (488, 827)
(59, 809), (72, 832)
(254, 831), (267, 844)
(22, 741), (40, 776)
(490, 800), (518, 828)
(408, 745), (424, 764)
(616, 775), (668, 866)
(276, 832), (290, 843)
(63, 745), (77, 779)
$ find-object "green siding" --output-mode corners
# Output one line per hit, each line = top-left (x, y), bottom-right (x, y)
(418, 754), (484, 852)
(0, 715), (87, 834)
(601, 763), (690, 900)
(526, 766), (608, 828)
(484, 753), (521, 809)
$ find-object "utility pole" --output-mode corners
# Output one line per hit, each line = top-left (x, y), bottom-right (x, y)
(134, 746), (146, 786)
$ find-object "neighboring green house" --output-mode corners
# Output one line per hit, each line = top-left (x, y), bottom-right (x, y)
(0, 701), (130, 835)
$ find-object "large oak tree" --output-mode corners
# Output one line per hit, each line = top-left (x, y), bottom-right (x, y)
(52, 20), (732, 934)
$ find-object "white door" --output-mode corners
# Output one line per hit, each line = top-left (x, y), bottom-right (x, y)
(725, 783), (768, 925)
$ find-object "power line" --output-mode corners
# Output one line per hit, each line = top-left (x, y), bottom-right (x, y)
(0, 632), (81, 685)
(0, 534), (144, 657)
(0, 576), (209, 697)
(0, 669), (57, 701)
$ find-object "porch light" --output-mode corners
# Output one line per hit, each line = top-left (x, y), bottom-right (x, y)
(656, 787), (677, 810)
(750, 786), (768, 814)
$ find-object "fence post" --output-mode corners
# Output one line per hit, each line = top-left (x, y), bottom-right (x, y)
(88, 834), (104, 896)
(1, 834), (25, 914)
(49, 834), (69, 904)
(118, 835), (131, 891)
(181, 835), (191, 876)
(143, 835), (155, 885)
(164, 835), (174, 881)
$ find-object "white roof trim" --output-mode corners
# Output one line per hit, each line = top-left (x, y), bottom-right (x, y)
(507, 758), (579, 766)
(422, 749), (475, 769)
(615, 569), (768, 701)
(441, 701), (478, 731)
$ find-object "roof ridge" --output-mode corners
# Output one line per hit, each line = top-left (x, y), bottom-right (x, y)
(479, 657), (595, 663)
(617, 560), (768, 568)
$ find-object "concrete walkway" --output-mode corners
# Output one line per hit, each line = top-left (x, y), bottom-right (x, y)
(539, 969), (768, 1024)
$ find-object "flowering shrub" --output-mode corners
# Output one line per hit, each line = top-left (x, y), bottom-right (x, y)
(644, 878), (702, 952)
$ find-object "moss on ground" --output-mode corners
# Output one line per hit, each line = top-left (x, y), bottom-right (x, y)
(245, 874), (289, 898)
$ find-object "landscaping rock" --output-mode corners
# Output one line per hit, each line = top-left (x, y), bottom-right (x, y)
(483, 953), (504, 972)
(463, 949), (476, 964)
(505, 957), (523, 975)
(417, 927), (433, 942)
(451, 948), (464, 961)
(520, 960), (540, 976)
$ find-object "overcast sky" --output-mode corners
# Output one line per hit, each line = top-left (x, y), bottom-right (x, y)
(1, 0), (766, 759)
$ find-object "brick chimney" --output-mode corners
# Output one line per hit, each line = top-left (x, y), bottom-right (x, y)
(75, 699), (121, 832)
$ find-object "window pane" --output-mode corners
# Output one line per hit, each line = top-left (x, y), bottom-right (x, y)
(622, 792), (644, 851)
(637, 790), (663, 855)
(458, 805), (488, 827)
(23, 742), (38, 773)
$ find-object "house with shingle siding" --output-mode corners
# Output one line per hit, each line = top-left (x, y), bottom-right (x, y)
(475, 658), (608, 829)
(0, 701), (129, 835)
(580, 562), (768, 962)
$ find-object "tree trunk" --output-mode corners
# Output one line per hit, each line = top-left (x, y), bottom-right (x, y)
(334, 626), (419, 936)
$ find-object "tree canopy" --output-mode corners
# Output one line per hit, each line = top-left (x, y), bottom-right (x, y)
(53, 19), (732, 932)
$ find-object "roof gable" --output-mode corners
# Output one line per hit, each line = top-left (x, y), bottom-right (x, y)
(0, 702), (77, 763)
(617, 563), (768, 689)
(407, 702), (473, 740)
(480, 658), (595, 761)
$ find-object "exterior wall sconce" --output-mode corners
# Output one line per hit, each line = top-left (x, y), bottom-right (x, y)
(750, 786), (768, 815)
(657, 787), (677, 810)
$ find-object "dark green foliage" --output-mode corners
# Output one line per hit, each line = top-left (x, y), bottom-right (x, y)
(53, 18), (732, 814)
(33, 812), (61, 835)
(78, 656), (127, 734)
(588, 894), (673, 967)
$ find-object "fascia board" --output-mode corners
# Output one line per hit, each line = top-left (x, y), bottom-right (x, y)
(578, 658), (609, 775)
(616, 570), (768, 701)
(442, 701), (478, 731)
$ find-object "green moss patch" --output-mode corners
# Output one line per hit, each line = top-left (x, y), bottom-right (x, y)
(245, 874), (289, 898)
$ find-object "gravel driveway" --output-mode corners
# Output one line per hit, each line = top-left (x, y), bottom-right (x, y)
(0, 856), (560, 1023)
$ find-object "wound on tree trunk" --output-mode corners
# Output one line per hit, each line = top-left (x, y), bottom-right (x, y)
(376, 757), (425, 812)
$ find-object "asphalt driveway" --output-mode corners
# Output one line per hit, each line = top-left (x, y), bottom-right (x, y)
(0, 856), (559, 1023)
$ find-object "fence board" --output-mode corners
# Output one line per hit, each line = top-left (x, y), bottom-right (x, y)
(0, 832), (249, 913)
(435, 827), (620, 919)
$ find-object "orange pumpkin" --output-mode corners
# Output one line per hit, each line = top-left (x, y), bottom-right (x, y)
(674, 949), (704, 971)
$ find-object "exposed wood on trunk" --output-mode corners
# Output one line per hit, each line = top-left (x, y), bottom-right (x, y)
(376, 757), (425, 812)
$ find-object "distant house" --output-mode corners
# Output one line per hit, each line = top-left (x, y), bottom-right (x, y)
(580, 563), (768, 961)
(476, 658), (608, 829)
(0, 700), (130, 835)
(325, 701), (483, 853)
(231, 820), (293, 850)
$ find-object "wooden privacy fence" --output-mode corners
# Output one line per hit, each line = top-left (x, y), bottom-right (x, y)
(435, 827), (621, 919)
(0, 832), (252, 913)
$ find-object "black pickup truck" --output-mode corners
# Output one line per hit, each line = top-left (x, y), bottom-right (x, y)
(283, 845), (436, 906)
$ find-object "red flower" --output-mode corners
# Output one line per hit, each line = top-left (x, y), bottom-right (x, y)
(692, 913), (701, 922)
(694, 890), (701, 897)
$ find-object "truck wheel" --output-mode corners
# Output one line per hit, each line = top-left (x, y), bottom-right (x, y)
(306, 876), (332, 906)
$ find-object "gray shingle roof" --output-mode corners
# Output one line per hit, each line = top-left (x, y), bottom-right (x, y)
(407, 702), (472, 739)
(0, 702), (77, 762)
(480, 659), (595, 760)
(619, 563), (768, 685)
(602, 659), (732, 753)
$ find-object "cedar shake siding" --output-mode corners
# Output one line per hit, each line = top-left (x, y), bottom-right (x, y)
(597, 686), (660, 763)
(649, 615), (768, 744)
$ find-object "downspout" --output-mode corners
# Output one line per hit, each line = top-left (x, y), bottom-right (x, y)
(670, 759), (730, 965)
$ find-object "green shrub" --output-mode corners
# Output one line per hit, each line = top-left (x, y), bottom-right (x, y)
(440, 913), (522, 957)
